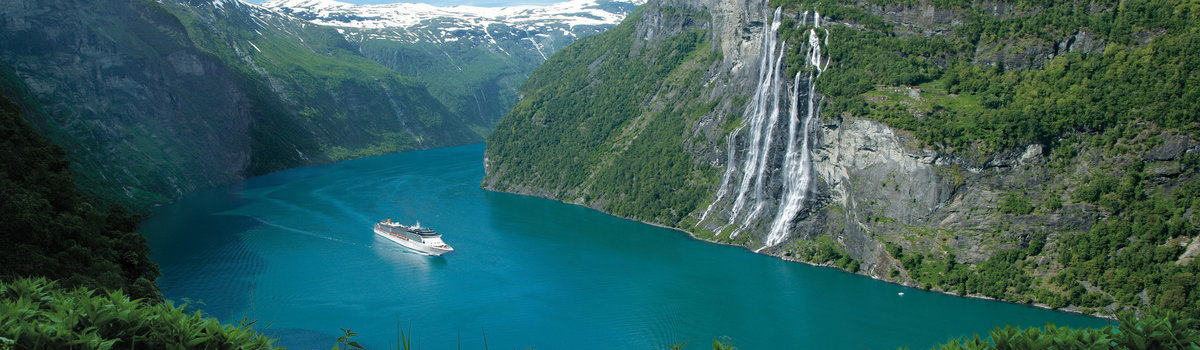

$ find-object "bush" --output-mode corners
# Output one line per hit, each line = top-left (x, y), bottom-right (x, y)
(935, 308), (1200, 350)
(0, 278), (280, 349)
(999, 193), (1033, 215)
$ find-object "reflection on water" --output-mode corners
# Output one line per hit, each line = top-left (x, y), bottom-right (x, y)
(141, 144), (1111, 349)
(372, 234), (448, 271)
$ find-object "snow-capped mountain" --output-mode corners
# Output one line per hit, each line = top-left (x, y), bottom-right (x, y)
(263, 0), (642, 30)
(260, 0), (643, 131)
(263, 0), (643, 49)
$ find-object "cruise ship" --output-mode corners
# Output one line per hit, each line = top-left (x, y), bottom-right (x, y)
(374, 218), (454, 256)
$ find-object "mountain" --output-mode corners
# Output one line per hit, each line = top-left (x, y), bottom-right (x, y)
(484, 0), (1200, 318)
(262, 0), (643, 131)
(1, 0), (638, 208)
(262, 0), (638, 32)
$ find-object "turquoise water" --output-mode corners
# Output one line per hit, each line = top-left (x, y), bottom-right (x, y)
(140, 143), (1110, 349)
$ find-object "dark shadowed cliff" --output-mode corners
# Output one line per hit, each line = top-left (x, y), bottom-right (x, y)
(0, 0), (483, 208)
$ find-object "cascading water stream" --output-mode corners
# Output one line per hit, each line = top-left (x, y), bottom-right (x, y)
(701, 4), (829, 249)
(763, 12), (826, 248)
(726, 7), (784, 236)
(734, 42), (788, 236)
(701, 5), (783, 231)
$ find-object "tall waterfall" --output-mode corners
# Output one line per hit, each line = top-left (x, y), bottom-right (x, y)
(699, 6), (784, 225)
(764, 21), (827, 247)
(700, 3), (828, 249)
(724, 7), (785, 237)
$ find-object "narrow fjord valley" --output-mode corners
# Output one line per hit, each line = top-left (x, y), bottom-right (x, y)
(2, 0), (1199, 348)
(1, 0), (638, 209)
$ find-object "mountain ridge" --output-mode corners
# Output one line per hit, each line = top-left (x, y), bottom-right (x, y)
(262, 0), (642, 31)
(262, 0), (644, 142)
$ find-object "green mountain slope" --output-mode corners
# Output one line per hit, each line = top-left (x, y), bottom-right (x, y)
(484, 0), (1200, 318)
(357, 37), (526, 132)
(264, 0), (641, 133)
(485, 5), (722, 225)
(0, 0), (484, 208)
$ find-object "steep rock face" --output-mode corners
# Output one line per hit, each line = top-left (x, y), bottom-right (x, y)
(0, 0), (483, 207)
(800, 115), (1113, 277)
(800, 116), (948, 268)
(485, 0), (1200, 316)
(1, 0), (275, 205)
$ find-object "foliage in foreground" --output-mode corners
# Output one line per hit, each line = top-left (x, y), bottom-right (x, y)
(0, 278), (280, 349)
(661, 310), (1199, 350)
(935, 309), (1200, 350)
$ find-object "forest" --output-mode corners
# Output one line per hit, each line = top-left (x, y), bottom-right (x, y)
(0, 96), (159, 301)
(776, 0), (1198, 153)
(770, 0), (1200, 319)
(486, 6), (722, 225)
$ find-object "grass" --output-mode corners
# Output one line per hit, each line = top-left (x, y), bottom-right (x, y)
(860, 80), (987, 120)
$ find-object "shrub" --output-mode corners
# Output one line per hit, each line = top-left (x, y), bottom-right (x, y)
(0, 278), (280, 349)
(935, 308), (1200, 349)
(999, 193), (1034, 215)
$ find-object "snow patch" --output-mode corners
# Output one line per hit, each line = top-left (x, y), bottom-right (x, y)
(261, 0), (643, 31)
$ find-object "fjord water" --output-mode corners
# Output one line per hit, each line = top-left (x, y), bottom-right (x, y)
(140, 144), (1108, 349)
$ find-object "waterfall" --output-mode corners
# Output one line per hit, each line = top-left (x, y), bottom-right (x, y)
(733, 41), (788, 237)
(764, 12), (825, 247)
(700, 6), (783, 231)
(701, 4), (828, 249)
(764, 22), (824, 246)
(726, 7), (783, 231)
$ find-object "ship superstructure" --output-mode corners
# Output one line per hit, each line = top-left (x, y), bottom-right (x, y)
(374, 218), (454, 256)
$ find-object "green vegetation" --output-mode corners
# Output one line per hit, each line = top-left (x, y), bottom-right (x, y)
(0, 278), (280, 349)
(1052, 165), (1200, 316)
(765, 0), (1200, 319)
(888, 142), (1200, 316)
(486, 0), (1200, 324)
(771, 0), (1199, 154)
(793, 237), (861, 272)
(935, 308), (1198, 350)
(357, 36), (528, 128)
(160, 0), (468, 165)
(486, 6), (721, 225)
(664, 310), (1199, 349)
(998, 193), (1033, 215)
(0, 96), (160, 300)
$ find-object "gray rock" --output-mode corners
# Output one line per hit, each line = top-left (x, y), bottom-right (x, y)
(1145, 135), (1193, 161)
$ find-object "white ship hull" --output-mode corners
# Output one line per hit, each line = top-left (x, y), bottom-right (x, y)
(374, 227), (454, 256)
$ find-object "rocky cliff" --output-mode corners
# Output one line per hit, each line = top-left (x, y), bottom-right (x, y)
(0, 0), (483, 207)
(485, 0), (1200, 317)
